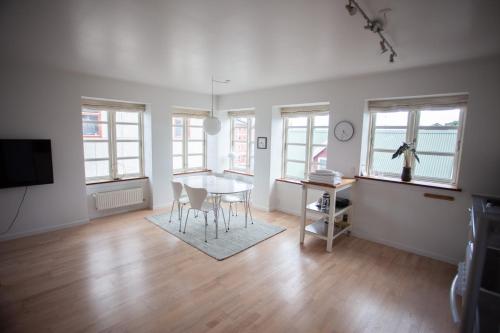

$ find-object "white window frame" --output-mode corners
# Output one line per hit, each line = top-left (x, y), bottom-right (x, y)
(82, 106), (145, 183)
(366, 106), (466, 185)
(229, 114), (255, 173)
(172, 115), (207, 173)
(281, 112), (329, 180)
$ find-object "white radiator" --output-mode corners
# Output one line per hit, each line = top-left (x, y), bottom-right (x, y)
(94, 187), (144, 210)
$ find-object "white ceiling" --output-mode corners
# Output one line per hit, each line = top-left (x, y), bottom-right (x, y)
(1, 0), (499, 94)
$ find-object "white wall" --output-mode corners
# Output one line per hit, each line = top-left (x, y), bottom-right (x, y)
(218, 56), (500, 263)
(0, 61), (210, 239)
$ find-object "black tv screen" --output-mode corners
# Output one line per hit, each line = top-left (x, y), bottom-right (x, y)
(0, 139), (54, 189)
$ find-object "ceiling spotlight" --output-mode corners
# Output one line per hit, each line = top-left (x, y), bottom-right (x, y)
(380, 40), (388, 54)
(389, 52), (396, 63)
(345, 1), (357, 16)
(364, 21), (373, 30)
(371, 20), (383, 33)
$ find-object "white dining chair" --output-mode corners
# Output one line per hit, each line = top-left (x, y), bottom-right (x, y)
(169, 181), (190, 232)
(183, 185), (227, 242)
(222, 190), (253, 230)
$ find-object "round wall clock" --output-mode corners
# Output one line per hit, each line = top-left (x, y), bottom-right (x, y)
(334, 121), (354, 142)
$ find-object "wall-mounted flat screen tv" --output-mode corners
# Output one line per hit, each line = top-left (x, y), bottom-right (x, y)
(0, 139), (54, 189)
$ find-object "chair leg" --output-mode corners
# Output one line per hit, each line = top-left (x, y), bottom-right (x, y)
(168, 200), (176, 223)
(228, 203), (232, 230)
(204, 212), (208, 242)
(219, 206), (228, 232)
(235, 202), (238, 216)
(179, 204), (184, 232)
(183, 209), (191, 233)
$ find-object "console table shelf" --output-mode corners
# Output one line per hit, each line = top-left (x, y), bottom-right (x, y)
(300, 178), (356, 252)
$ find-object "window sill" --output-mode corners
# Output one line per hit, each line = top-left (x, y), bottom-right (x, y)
(173, 169), (212, 176)
(86, 176), (148, 186)
(354, 175), (461, 192)
(276, 178), (302, 185)
(224, 169), (254, 177)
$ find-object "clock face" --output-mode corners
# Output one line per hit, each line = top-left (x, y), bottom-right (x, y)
(334, 121), (354, 142)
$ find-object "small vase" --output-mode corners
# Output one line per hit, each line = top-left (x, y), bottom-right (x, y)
(401, 167), (412, 182)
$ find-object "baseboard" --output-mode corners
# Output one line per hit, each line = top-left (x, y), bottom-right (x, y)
(352, 229), (459, 265)
(252, 203), (272, 212)
(276, 207), (301, 216)
(0, 218), (90, 242)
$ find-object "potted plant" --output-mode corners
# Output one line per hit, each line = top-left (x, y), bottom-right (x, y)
(392, 141), (420, 182)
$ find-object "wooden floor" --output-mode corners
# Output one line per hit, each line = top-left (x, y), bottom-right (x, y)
(0, 208), (457, 333)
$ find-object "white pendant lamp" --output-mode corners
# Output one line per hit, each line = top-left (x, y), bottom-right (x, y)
(203, 76), (230, 135)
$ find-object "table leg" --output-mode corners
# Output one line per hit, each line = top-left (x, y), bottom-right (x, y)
(244, 191), (248, 228)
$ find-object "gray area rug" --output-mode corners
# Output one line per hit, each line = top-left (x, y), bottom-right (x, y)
(146, 211), (286, 260)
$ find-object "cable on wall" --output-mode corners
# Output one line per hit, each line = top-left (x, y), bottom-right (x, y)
(0, 186), (28, 235)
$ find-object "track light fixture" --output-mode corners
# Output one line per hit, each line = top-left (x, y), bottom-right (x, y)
(380, 40), (388, 54)
(345, 0), (398, 63)
(345, 0), (357, 16)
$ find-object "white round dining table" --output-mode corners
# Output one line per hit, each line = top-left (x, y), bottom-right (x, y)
(176, 175), (253, 194)
(175, 175), (254, 238)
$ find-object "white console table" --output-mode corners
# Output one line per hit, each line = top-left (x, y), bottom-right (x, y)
(300, 178), (356, 252)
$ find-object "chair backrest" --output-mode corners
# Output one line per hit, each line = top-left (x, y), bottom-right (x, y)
(171, 181), (183, 201)
(184, 184), (208, 210)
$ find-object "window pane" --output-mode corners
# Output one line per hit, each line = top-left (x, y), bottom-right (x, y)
(419, 109), (460, 126)
(373, 128), (407, 150)
(250, 157), (254, 171)
(82, 122), (108, 140)
(172, 117), (183, 126)
(287, 127), (307, 144)
(414, 154), (454, 181)
(83, 142), (109, 159)
(312, 127), (328, 145)
(233, 117), (248, 127)
(375, 112), (408, 127)
(188, 127), (203, 140)
(117, 141), (140, 158)
(287, 117), (307, 127)
(416, 128), (458, 153)
(286, 161), (305, 179)
(314, 115), (329, 127)
(172, 141), (183, 155)
(117, 158), (140, 175)
(311, 146), (327, 172)
(233, 127), (248, 141)
(233, 154), (248, 169)
(82, 110), (107, 122)
(85, 160), (109, 179)
(233, 142), (247, 157)
(188, 141), (204, 154)
(172, 126), (183, 140)
(287, 144), (306, 161)
(116, 111), (139, 123)
(188, 118), (203, 126)
(116, 124), (139, 140)
(187, 155), (203, 169)
(173, 156), (183, 170)
(371, 151), (403, 176)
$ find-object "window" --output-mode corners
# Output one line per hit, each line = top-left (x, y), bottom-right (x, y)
(172, 109), (208, 173)
(229, 112), (255, 173)
(281, 105), (329, 180)
(366, 95), (467, 185)
(81, 99), (145, 182)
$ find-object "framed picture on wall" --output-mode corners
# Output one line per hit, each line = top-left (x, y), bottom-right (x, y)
(257, 137), (267, 149)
